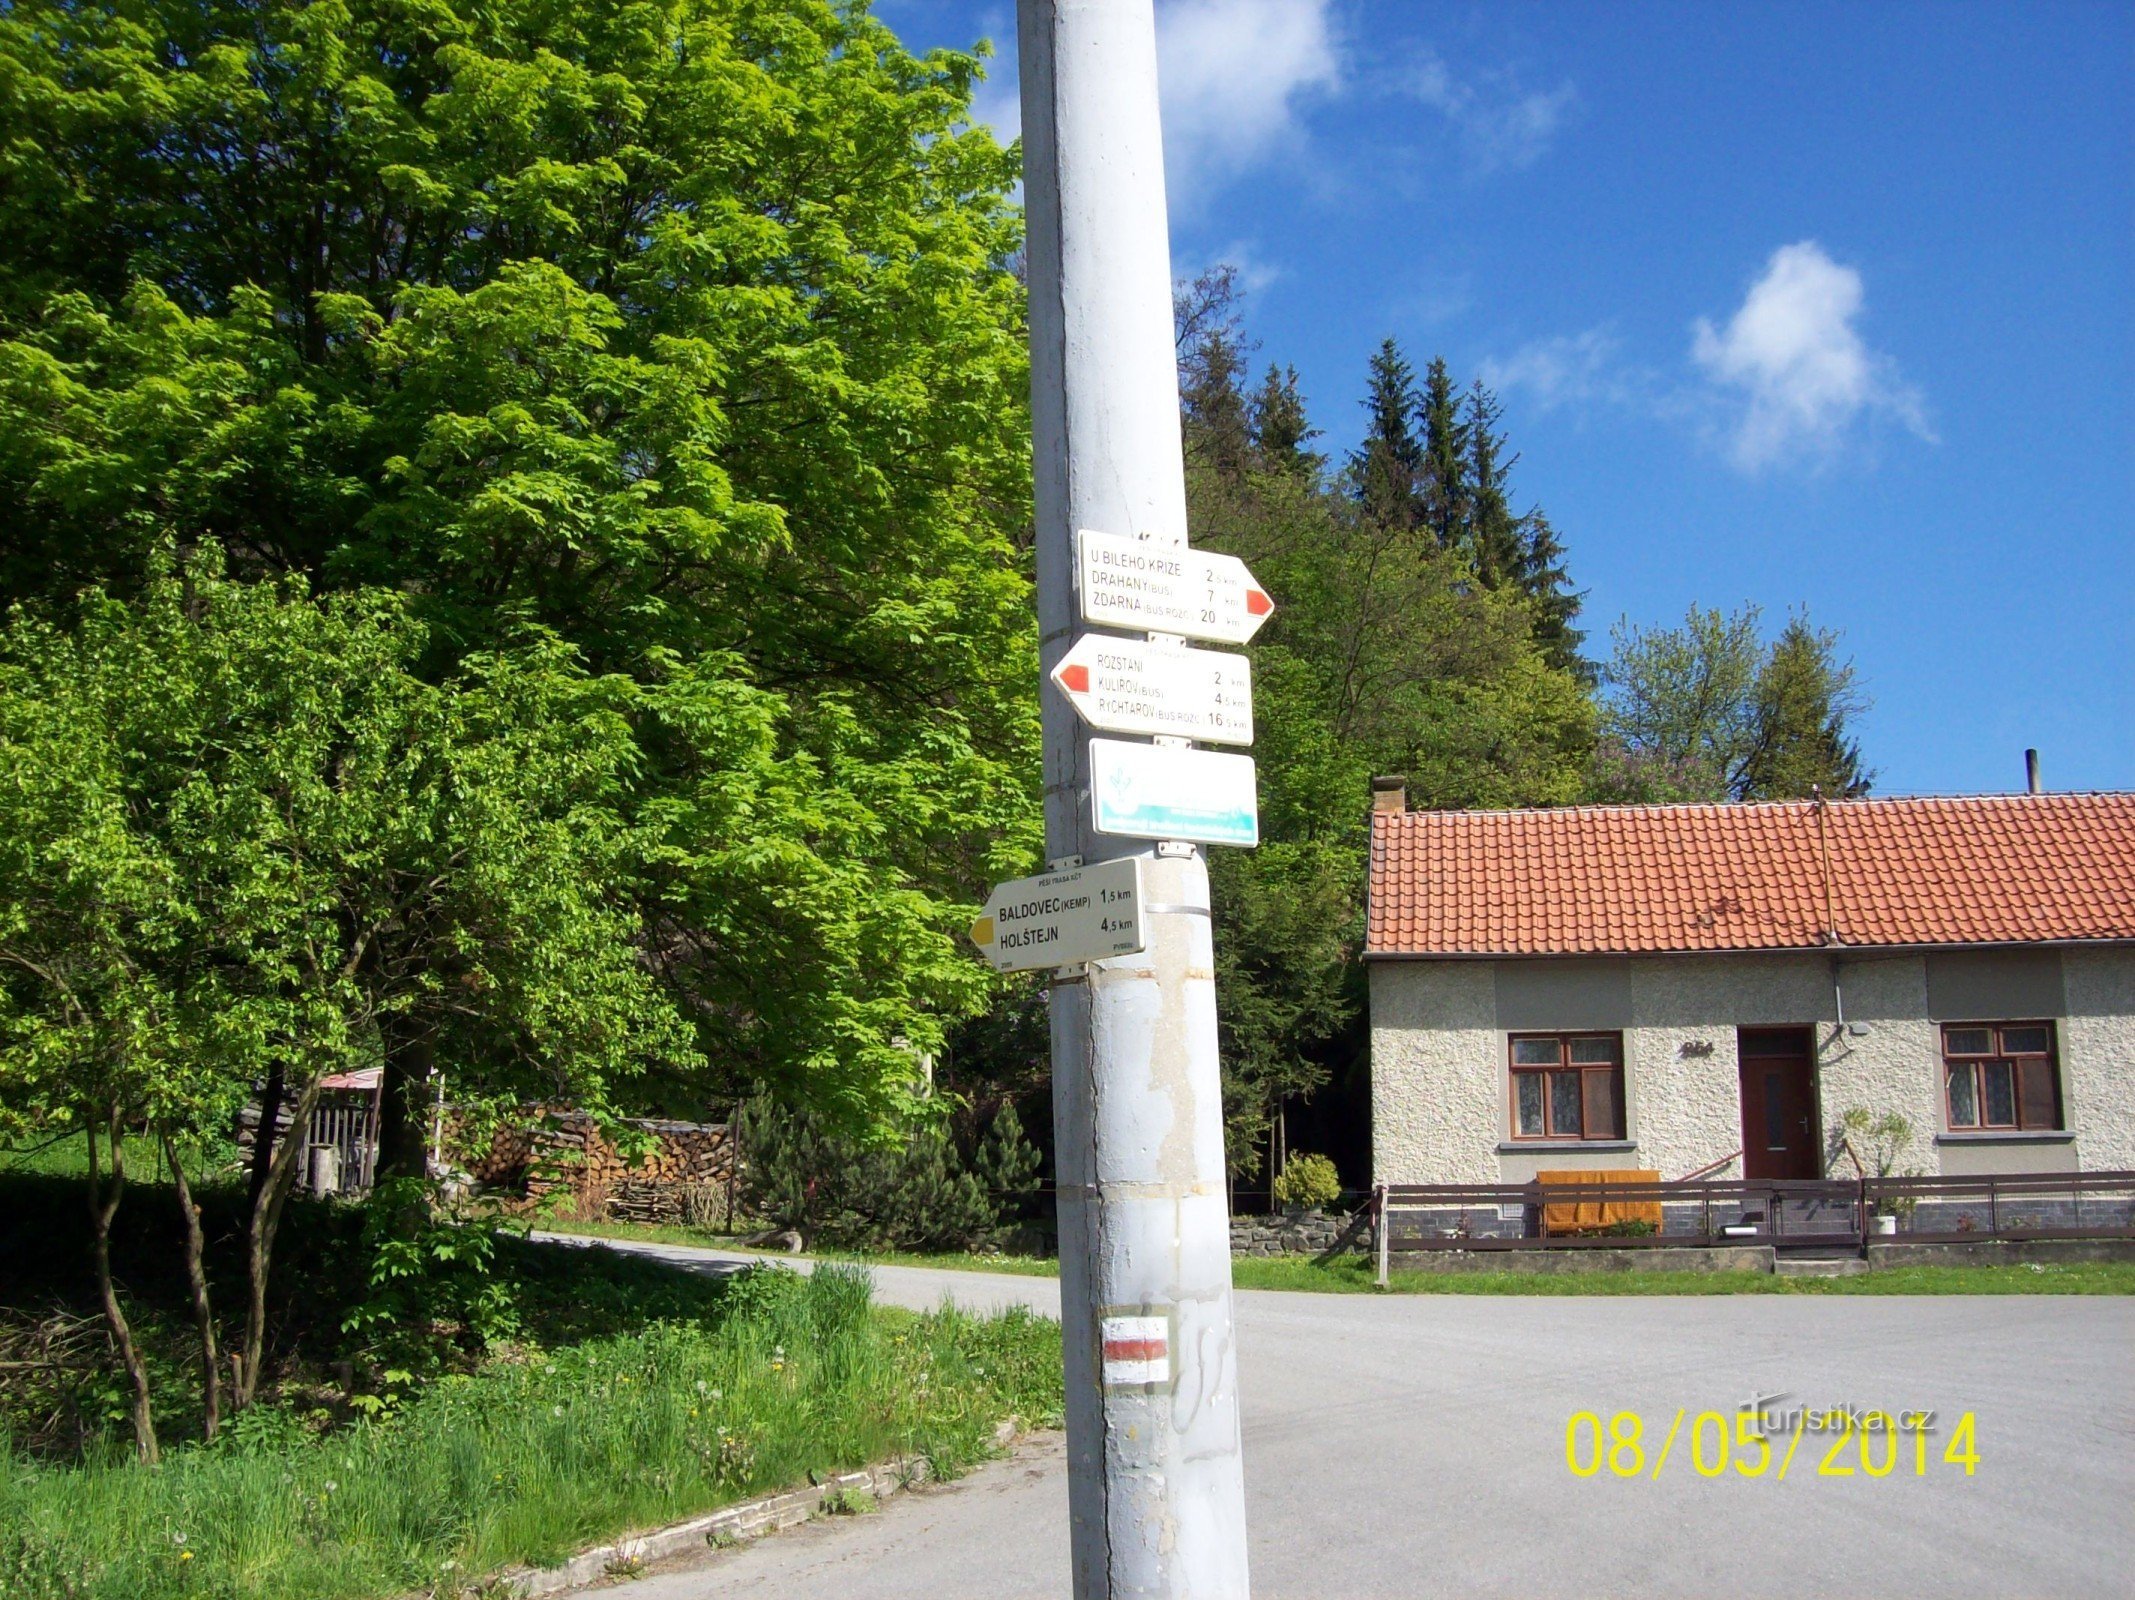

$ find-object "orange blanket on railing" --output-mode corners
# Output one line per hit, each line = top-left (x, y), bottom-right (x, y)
(1536, 1170), (1664, 1236)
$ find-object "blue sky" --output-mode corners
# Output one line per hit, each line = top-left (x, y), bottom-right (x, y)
(876, 0), (2134, 797)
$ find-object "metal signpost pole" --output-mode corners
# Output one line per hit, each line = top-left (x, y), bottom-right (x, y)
(1018, 3), (1252, 1596)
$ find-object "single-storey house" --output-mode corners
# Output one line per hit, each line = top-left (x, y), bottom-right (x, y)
(1365, 783), (2135, 1187)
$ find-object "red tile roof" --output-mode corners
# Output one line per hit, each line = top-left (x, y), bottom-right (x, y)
(1366, 793), (2135, 958)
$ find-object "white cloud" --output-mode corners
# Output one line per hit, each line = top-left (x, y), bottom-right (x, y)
(1406, 47), (1574, 175)
(1207, 241), (1284, 297)
(1481, 327), (1628, 412)
(1156, 0), (1341, 197)
(967, 70), (1020, 146)
(1692, 241), (1934, 470)
(955, 3), (1339, 199)
(954, 6), (1020, 143)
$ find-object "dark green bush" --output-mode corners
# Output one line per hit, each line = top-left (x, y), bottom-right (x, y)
(738, 1099), (1042, 1252)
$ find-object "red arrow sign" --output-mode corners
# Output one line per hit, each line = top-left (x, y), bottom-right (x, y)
(1048, 635), (1254, 745)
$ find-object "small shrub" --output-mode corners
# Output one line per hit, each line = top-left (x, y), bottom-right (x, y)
(738, 1099), (1042, 1252)
(1271, 1153), (1340, 1213)
(823, 1486), (876, 1515)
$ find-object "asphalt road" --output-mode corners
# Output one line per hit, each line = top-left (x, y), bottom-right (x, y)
(537, 1236), (2134, 1599)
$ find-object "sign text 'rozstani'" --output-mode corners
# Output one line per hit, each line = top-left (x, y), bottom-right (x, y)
(1049, 634), (1253, 745)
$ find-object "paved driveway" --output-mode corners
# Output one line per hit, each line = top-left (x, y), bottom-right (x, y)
(539, 1235), (2134, 1599)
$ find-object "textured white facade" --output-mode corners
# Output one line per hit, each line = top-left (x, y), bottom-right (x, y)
(1369, 945), (2135, 1184)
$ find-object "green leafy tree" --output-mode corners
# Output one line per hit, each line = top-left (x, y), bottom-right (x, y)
(0, 0), (1038, 1132)
(0, 560), (704, 1423)
(1596, 605), (1766, 800)
(1597, 604), (1871, 802)
(0, 675), (181, 1459)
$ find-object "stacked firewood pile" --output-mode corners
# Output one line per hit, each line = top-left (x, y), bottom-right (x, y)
(464, 1111), (738, 1225)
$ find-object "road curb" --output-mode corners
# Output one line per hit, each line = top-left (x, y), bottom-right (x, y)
(493, 1418), (1018, 1597)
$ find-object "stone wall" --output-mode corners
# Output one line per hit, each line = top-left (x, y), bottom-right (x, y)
(1230, 1208), (1352, 1257)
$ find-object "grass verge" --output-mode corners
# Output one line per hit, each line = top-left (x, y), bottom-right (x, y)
(0, 1263), (1062, 1600)
(542, 1218), (2134, 1295)
(1229, 1254), (2135, 1295)
(534, 1218), (1062, 1278)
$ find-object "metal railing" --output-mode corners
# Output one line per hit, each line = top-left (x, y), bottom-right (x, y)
(1864, 1171), (2135, 1244)
(1366, 1169), (2135, 1282)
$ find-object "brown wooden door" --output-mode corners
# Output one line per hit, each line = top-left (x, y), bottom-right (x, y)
(1737, 1027), (1821, 1180)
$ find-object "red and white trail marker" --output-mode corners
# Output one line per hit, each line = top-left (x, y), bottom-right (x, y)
(1101, 1313), (1172, 1390)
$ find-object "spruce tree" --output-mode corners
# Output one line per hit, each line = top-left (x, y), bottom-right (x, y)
(1463, 381), (1525, 586)
(1515, 511), (1592, 683)
(1351, 339), (1424, 531)
(1182, 324), (1254, 480)
(1417, 357), (1471, 552)
(1461, 380), (1589, 681)
(1251, 363), (1322, 476)
(1739, 614), (1873, 800)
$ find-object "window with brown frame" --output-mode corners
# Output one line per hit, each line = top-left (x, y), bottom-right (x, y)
(1508, 1033), (1625, 1141)
(1941, 1022), (2061, 1132)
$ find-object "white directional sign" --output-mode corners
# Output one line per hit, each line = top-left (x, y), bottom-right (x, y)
(1050, 635), (1253, 745)
(1089, 739), (1259, 848)
(1078, 529), (1274, 644)
(970, 859), (1147, 973)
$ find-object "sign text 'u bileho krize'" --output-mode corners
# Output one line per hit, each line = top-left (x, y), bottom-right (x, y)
(1088, 739), (1259, 848)
(1077, 528), (1274, 645)
(969, 858), (1147, 973)
(1049, 634), (1253, 745)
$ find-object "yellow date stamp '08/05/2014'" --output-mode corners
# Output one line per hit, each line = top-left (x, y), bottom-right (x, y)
(1565, 1407), (1980, 1481)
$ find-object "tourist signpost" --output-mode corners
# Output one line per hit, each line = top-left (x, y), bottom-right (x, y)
(1010, 3), (1259, 1592)
(1077, 527), (1274, 645)
(969, 860), (1147, 973)
(1049, 634), (1254, 745)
